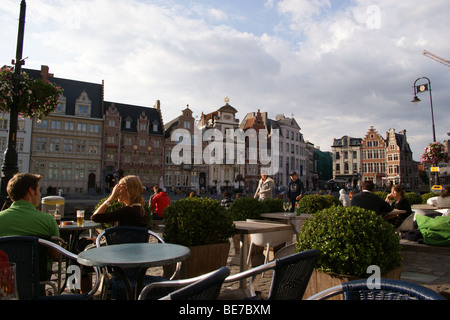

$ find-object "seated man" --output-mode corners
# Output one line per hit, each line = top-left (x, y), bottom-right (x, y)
(0, 173), (60, 282)
(351, 181), (392, 217)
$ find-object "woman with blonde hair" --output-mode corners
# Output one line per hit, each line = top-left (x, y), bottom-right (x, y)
(92, 175), (148, 227)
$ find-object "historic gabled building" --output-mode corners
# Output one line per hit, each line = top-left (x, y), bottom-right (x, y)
(102, 100), (164, 190)
(163, 105), (207, 192)
(361, 126), (387, 188)
(28, 66), (104, 195)
(240, 109), (269, 192)
(199, 98), (244, 193)
(385, 128), (418, 191)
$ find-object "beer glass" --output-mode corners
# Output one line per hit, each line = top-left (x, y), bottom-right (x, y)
(76, 210), (85, 226)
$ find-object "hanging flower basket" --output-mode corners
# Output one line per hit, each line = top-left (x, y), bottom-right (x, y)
(420, 142), (449, 167)
(0, 66), (63, 120)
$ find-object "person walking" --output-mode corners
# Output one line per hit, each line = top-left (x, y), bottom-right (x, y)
(254, 173), (274, 200)
(287, 171), (304, 212)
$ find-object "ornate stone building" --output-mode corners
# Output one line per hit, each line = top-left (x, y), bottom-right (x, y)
(361, 126), (387, 188)
(102, 100), (164, 190)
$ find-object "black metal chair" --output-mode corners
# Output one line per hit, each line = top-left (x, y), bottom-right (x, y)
(159, 267), (230, 300)
(138, 249), (320, 300)
(94, 226), (170, 299)
(307, 279), (446, 300)
(0, 235), (100, 300)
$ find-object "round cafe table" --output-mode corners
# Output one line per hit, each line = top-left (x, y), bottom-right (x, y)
(77, 242), (190, 299)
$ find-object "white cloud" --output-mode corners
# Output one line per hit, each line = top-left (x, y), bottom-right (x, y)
(1, 0), (449, 161)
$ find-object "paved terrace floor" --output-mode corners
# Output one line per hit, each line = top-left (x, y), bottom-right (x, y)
(66, 233), (449, 300)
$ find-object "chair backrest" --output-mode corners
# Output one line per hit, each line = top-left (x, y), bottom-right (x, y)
(341, 279), (446, 300)
(162, 267), (230, 300)
(268, 249), (320, 300)
(95, 226), (164, 287)
(96, 226), (164, 247)
(0, 236), (41, 300)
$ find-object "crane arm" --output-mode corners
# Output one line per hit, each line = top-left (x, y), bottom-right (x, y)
(422, 50), (450, 67)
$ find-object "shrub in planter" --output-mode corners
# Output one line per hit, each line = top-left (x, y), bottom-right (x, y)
(296, 206), (402, 277)
(321, 194), (341, 208)
(374, 191), (388, 200)
(422, 192), (439, 204)
(296, 194), (334, 214)
(163, 197), (236, 278)
(163, 197), (235, 246)
(262, 198), (284, 213)
(405, 192), (422, 205)
(228, 197), (269, 221)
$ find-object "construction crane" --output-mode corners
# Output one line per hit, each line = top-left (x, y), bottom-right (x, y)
(422, 50), (450, 67)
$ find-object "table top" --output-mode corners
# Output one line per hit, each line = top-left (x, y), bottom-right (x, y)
(58, 220), (100, 231)
(260, 212), (312, 220)
(234, 220), (293, 234)
(413, 204), (450, 210)
(77, 243), (190, 268)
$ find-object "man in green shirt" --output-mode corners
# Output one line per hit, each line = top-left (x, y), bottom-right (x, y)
(0, 173), (59, 240)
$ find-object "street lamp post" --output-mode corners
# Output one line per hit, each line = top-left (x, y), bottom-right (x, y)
(411, 77), (436, 142)
(411, 76), (438, 186)
(0, 0), (27, 208)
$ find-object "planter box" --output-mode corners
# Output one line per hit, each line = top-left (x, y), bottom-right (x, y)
(303, 266), (402, 300)
(164, 241), (231, 279)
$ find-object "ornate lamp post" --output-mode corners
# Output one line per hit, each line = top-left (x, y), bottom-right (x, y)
(412, 76), (439, 186)
(411, 77), (436, 142)
(0, 0), (26, 208)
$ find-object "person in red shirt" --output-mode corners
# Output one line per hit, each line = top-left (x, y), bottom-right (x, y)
(150, 188), (170, 220)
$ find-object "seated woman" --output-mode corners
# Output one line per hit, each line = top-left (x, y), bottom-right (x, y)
(385, 185), (412, 228)
(92, 175), (148, 227)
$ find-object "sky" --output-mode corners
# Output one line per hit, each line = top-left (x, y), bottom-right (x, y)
(1, 0), (449, 161)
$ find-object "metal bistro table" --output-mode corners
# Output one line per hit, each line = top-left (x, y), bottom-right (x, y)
(58, 220), (101, 253)
(260, 212), (313, 234)
(77, 242), (190, 299)
(233, 220), (293, 289)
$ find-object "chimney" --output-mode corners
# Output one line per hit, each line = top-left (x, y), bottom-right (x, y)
(154, 100), (160, 110)
(40, 65), (53, 81)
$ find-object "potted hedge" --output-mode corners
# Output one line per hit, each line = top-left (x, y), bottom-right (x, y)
(296, 194), (341, 215)
(163, 197), (235, 278)
(297, 206), (402, 299)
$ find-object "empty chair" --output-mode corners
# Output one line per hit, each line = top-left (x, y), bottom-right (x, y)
(138, 249), (319, 300)
(0, 235), (100, 300)
(246, 220), (293, 266)
(307, 279), (446, 300)
(158, 267), (230, 300)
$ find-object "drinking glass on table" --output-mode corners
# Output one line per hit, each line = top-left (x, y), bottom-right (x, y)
(0, 262), (18, 300)
(76, 210), (85, 226)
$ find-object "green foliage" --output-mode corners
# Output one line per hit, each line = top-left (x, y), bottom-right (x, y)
(0, 66), (63, 120)
(262, 198), (284, 213)
(228, 197), (269, 221)
(163, 197), (235, 247)
(296, 206), (402, 277)
(422, 192), (439, 204)
(405, 192), (422, 205)
(95, 198), (152, 228)
(296, 194), (339, 214)
(322, 194), (342, 208)
(374, 191), (388, 200)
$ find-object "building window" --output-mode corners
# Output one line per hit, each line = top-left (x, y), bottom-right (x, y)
(35, 137), (47, 151)
(74, 163), (85, 181)
(50, 138), (60, 152)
